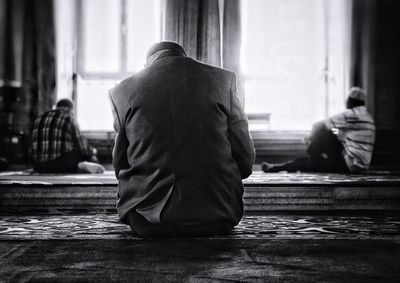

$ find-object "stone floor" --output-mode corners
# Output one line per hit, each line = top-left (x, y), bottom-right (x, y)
(1, 170), (400, 281)
(1, 211), (400, 282)
(2, 171), (400, 211)
(2, 238), (400, 282)
(2, 170), (400, 186)
(1, 210), (400, 240)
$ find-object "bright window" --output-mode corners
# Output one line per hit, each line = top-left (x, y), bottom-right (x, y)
(72, 0), (350, 132)
(76, 0), (161, 130)
(241, 0), (351, 131)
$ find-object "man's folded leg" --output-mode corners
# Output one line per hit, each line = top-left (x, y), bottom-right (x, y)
(34, 150), (81, 173)
(262, 156), (314, 173)
(125, 210), (234, 238)
(34, 150), (104, 174)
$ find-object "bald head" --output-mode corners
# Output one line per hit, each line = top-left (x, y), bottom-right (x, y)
(146, 41), (187, 66)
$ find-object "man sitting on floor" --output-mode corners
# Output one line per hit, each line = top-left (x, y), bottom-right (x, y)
(109, 41), (255, 238)
(262, 87), (376, 173)
(31, 99), (105, 174)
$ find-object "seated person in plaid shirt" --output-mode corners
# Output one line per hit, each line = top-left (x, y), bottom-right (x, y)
(32, 99), (105, 174)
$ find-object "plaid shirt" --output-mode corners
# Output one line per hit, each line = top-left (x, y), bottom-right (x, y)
(32, 109), (92, 163)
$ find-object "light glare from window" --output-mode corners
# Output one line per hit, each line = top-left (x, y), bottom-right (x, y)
(241, 0), (349, 131)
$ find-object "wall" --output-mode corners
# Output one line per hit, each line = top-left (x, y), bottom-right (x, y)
(374, 0), (400, 130)
(370, 0), (400, 167)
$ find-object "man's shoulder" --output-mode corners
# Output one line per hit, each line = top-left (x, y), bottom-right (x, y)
(327, 106), (374, 127)
(188, 58), (235, 77)
(352, 105), (368, 114)
(37, 109), (53, 117)
(345, 106), (371, 119)
(353, 106), (375, 123)
(153, 56), (234, 79)
(109, 68), (147, 100)
(34, 110), (72, 129)
(110, 58), (235, 99)
(37, 109), (63, 120)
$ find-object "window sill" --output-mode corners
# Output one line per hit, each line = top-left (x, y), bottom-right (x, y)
(82, 130), (308, 163)
(82, 130), (308, 141)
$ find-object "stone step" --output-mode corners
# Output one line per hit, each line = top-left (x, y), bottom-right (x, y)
(1, 171), (400, 211)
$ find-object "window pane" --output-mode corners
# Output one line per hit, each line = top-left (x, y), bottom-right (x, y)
(76, 78), (117, 131)
(81, 0), (121, 73)
(126, 0), (161, 72)
(242, 0), (327, 130)
(56, 0), (76, 99)
(326, 0), (351, 116)
(77, 0), (161, 131)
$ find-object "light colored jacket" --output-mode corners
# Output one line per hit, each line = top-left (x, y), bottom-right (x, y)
(325, 106), (375, 171)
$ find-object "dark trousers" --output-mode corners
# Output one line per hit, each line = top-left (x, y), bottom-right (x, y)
(34, 150), (82, 173)
(0, 157), (8, 171)
(126, 210), (234, 238)
(270, 121), (349, 173)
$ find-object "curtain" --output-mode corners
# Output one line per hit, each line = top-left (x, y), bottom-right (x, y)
(350, 0), (377, 116)
(0, 0), (24, 88)
(163, 0), (221, 66)
(0, 0), (57, 135)
(55, 0), (77, 101)
(163, 0), (242, 102)
(222, 0), (243, 104)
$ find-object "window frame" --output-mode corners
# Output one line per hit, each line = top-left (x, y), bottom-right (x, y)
(76, 0), (132, 80)
(241, 0), (350, 130)
(75, 0), (349, 134)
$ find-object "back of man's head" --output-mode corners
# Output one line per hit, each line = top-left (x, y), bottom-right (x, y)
(56, 99), (74, 111)
(346, 87), (366, 109)
(146, 41), (187, 66)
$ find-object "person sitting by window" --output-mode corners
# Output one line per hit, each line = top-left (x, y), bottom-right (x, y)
(31, 99), (105, 174)
(109, 41), (255, 238)
(262, 87), (376, 173)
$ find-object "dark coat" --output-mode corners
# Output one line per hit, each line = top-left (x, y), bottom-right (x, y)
(109, 55), (255, 226)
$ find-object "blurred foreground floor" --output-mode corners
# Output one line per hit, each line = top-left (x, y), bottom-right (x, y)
(1, 211), (400, 282)
(1, 169), (400, 281)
